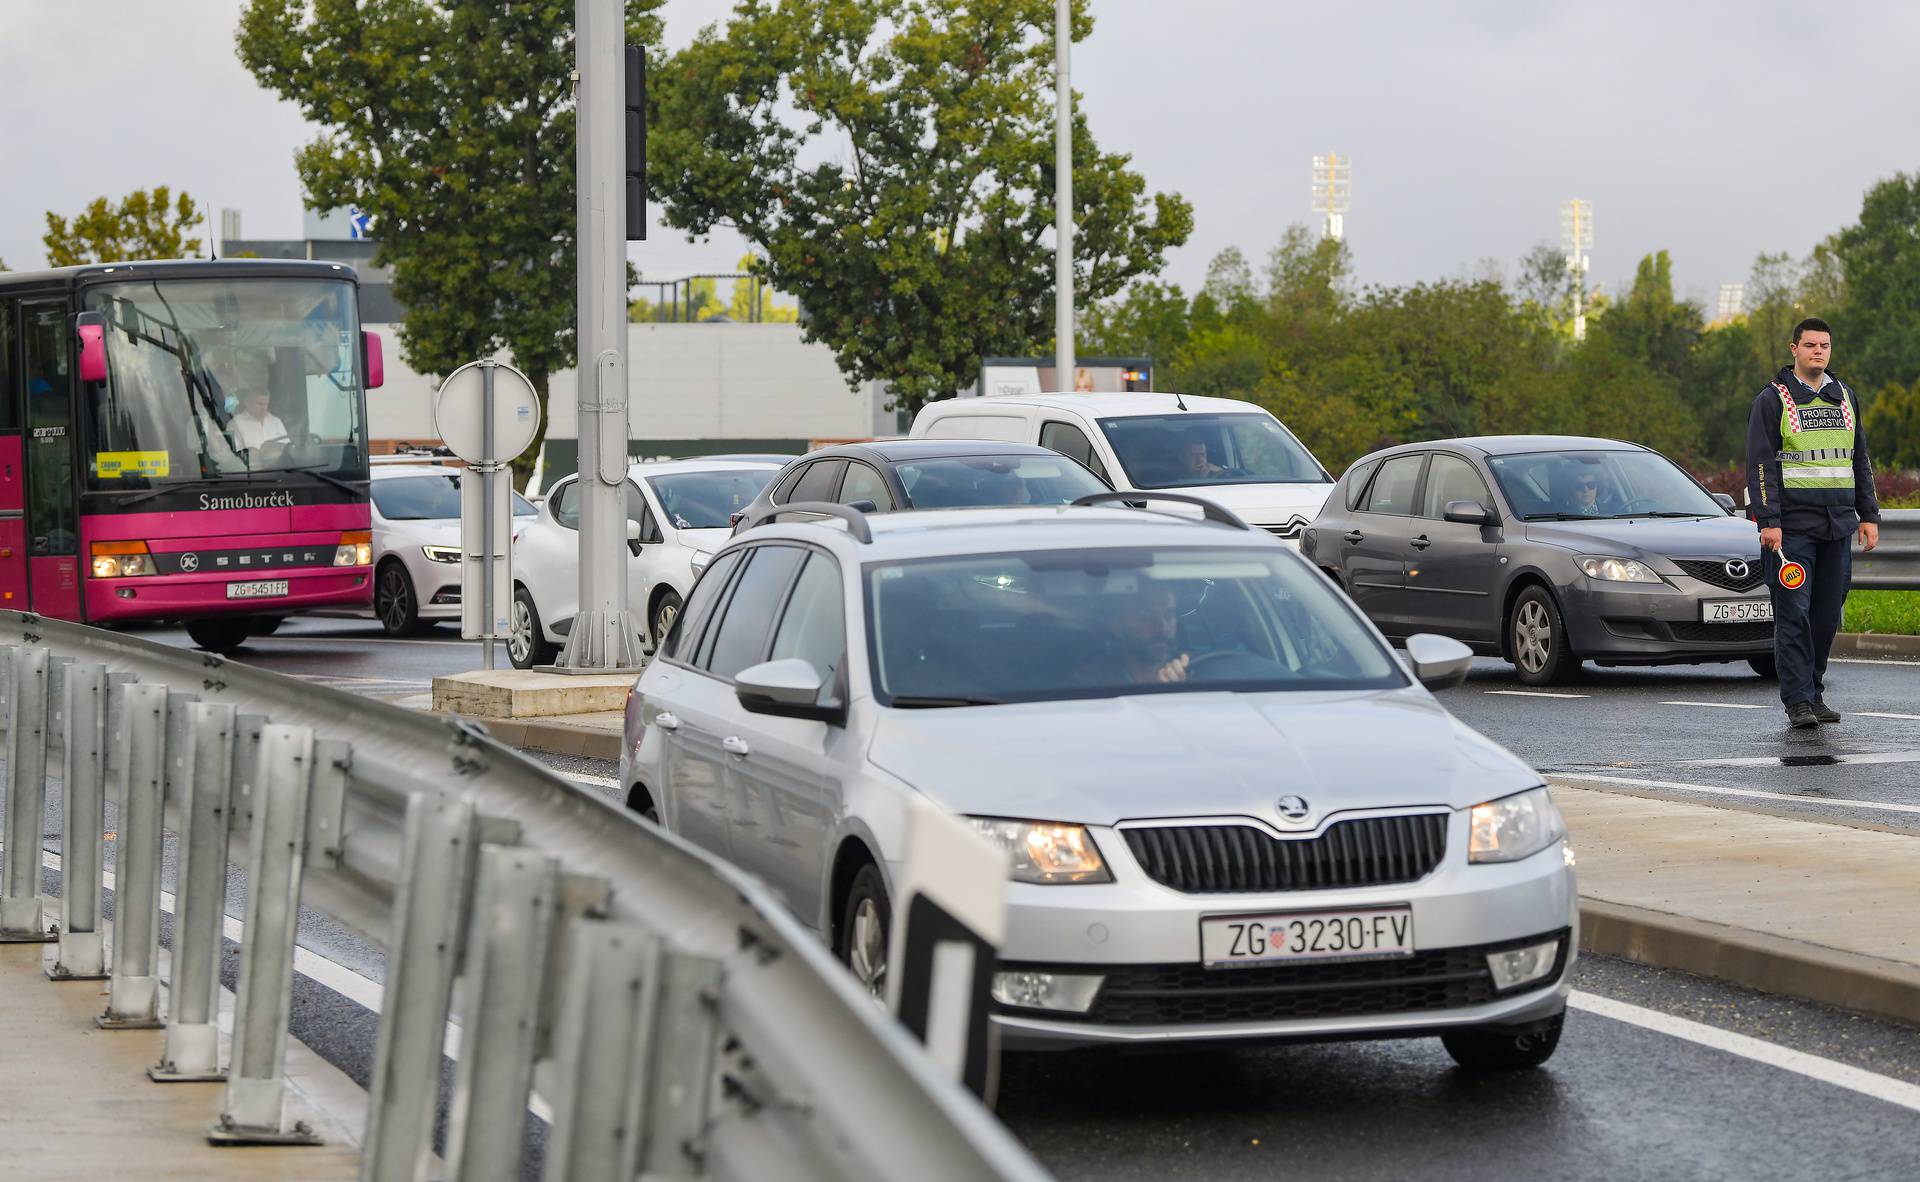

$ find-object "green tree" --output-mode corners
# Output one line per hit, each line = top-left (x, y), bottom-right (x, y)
(237, 0), (663, 484)
(1595, 250), (1701, 389)
(1079, 280), (1190, 366)
(43, 187), (205, 266)
(727, 253), (799, 323)
(1863, 379), (1920, 471)
(1830, 173), (1920, 393)
(1514, 241), (1576, 338)
(647, 0), (1192, 414)
(1689, 319), (1759, 464)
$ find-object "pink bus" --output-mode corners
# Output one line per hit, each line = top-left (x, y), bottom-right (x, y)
(0, 259), (383, 651)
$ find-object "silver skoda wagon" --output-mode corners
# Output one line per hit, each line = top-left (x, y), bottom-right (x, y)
(621, 495), (1577, 1069)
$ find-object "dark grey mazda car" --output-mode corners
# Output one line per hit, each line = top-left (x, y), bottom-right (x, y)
(1302, 436), (1772, 685)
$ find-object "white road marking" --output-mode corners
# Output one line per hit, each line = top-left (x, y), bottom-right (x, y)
(1832, 657), (1920, 667)
(1660, 700), (1771, 709)
(1570, 991), (1920, 1115)
(566, 772), (620, 790)
(1485, 690), (1589, 699)
(1548, 772), (1920, 817)
(1858, 712), (1920, 722)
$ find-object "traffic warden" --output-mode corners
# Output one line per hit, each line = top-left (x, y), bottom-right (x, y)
(1745, 317), (1880, 728)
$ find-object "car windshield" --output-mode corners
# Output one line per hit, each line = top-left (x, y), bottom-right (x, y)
(82, 278), (368, 489)
(373, 474), (535, 520)
(1486, 450), (1725, 520)
(865, 546), (1404, 705)
(646, 469), (777, 528)
(1098, 413), (1328, 490)
(896, 454), (1108, 507)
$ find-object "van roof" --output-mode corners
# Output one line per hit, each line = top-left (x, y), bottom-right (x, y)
(929, 392), (1267, 418)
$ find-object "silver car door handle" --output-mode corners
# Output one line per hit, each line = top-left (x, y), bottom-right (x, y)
(1343, 530), (1364, 544)
(653, 712), (681, 732)
(722, 735), (751, 757)
(1411, 535), (1431, 550)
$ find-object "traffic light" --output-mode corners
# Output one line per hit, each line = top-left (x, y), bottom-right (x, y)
(625, 44), (646, 241)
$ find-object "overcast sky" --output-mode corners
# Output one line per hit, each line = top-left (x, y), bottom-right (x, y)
(5, 1), (1916, 312)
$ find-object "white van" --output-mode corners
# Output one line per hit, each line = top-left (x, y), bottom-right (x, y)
(910, 392), (1334, 541)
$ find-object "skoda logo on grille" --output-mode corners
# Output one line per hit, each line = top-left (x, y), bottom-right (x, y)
(1724, 559), (1750, 580)
(1276, 795), (1312, 822)
(178, 553), (199, 572)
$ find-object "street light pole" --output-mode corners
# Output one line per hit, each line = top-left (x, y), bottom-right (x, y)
(559, 0), (642, 671)
(1054, 0), (1073, 392)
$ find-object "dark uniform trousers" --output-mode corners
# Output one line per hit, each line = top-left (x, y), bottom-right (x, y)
(1767, 532), (1851, 707)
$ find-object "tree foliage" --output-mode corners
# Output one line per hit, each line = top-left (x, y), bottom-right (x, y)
(647, 0), (1192, 414)
(1830, 173), (1920, 396)
(43, 187), (205, 266)
(236, 0), (663, 481)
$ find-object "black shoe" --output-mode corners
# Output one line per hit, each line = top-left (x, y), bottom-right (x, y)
(1811, 699), (1841, 724)
(1786, 702), (1818, 729)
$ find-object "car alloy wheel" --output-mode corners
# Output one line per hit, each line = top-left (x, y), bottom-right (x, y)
(375, 562), (417, 636)
(509, 596), (535, 666)
(1514, 600), (1551, 674)
(847, 897), (887, 1000)
(652, 591), (682, 653)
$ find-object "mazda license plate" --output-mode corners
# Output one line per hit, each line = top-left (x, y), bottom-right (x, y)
(1700, 599), (1772, 623)
(227, 580), (290, 599)
(1200, 906), (1413, 968)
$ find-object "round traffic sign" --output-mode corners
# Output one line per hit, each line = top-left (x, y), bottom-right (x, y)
(432, 361), (542, 464)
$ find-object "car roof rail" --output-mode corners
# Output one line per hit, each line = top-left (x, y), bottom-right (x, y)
(736, 500), (874, 543)
(1069, 490), (1251, 530)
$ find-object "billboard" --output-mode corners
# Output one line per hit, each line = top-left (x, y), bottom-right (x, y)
(976, 356), (1152, 397)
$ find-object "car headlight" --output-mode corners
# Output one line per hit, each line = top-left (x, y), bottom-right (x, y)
(422, 545), (461, 563)
(966, 818), (1112, 884)
(1467, 787), (1567, 864)
(1577, 556), (1661, 583)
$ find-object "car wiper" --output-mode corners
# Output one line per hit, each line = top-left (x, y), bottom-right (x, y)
(1635, 511), (1717, 518)
(888, 694), (1007, 708)
(1522, 513), (1603, 521)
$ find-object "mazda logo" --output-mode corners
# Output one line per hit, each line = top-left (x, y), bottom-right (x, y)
(1276, 795), (1311, 821)
(179, 553), (199, 572)
(1725, 559), (1749, 580)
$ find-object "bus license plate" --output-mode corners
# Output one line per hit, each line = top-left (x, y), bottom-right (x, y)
(1700, 599), (1772, 623)
(227, 580), (290, 599)
(1200, 907), (1413, 968)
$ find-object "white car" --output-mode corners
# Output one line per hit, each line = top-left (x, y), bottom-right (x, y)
(369, 461), (537, 636)
(911, 392), (1335, 543)
(509, 458), (784, 667)
(622, 494), (1578, 1068)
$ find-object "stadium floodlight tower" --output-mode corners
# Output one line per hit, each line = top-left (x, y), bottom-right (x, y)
(1562, 198), (1593, 341)
(1312, 153), (1352, 241)
(1717, 283), (1746, 322)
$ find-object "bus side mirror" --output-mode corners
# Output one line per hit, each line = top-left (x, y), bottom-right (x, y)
(76, 313), (109, 383)
(364, 331), (385, 389)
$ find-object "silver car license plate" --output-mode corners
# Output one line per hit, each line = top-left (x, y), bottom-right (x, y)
(1700, 599), (1772, 623)
(1200, 906), (1413, 968)
(227, 580), (290, 599)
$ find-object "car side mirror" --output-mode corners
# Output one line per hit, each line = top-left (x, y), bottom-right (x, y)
(76, 312), (109, 383)
(1712, 493), (1737, 514)
(364, 331), (385, 389)
(626, 519), (643, 555)
(1442, 500), (1494, 526)
(735, 658), (844, 723)
(1404, 633), (1473, 691)
(846, 499), (878, 513)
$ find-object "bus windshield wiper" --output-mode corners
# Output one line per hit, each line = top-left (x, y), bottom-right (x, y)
(888, 694), (1007, 708)
(282, 463), (364, 498)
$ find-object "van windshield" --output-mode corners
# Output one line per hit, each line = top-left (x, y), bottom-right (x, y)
(1099, 413), (1328, 489)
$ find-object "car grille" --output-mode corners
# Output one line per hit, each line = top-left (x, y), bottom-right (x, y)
(1122, 814), (1447, 895)
(1674, 559), (1765, 593)
(997, 931), (1569, 1026)
(1668, 620), (1774, 644)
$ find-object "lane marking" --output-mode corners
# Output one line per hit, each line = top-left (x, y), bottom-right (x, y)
(1832, 657), (1920, 667)
(1859, 712), (1920, 721)
(1674, 750), (1920, 770)
(1570, 991), (1920, 1115)
(566, 772), (620, 790)
(1485, 690), (1589, 699)
(1547, 772), (1920, 817)
(1660, 700), (1771, 709)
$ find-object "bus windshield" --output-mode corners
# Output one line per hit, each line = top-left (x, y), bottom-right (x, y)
(81, 278), (367, 490)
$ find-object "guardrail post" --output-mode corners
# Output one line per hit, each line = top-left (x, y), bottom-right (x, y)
(442, 844), (561, 1182)
(542, 922), (664, 1182)
(98, 681), (168, 1027)
(152, 701), (238, 1082)
(49, 661), (108, 979)
(360, 792), (480, 1180)
(0, 645), (55, 941)
(210, 723), (321, 1146)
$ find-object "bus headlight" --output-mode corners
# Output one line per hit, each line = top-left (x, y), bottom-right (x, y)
(334, 530), (373, 566)
(89, 541), (157, 578)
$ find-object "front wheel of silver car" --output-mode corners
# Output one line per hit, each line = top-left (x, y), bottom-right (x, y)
(1510, 586), (1577, 686)
(1441, 1010), (1564, 1070)
(509, 587), (556, 670)
(838, 865), (891, 1004)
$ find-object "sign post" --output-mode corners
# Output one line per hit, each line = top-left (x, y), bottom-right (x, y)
(433, 360), (541, 669)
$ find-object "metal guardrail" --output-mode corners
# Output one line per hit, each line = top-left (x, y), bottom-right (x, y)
(1855, 508), (1920, 591)
(0, 611), (1046, 1181)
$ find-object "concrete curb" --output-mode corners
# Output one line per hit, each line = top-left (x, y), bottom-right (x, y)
(476, 716), (622, 762)
(1579, 898), (1920, 1029)
(1833, 631), (1920, 660)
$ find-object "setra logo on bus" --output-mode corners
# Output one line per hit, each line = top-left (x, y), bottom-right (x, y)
(197, 490), (298, 512)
